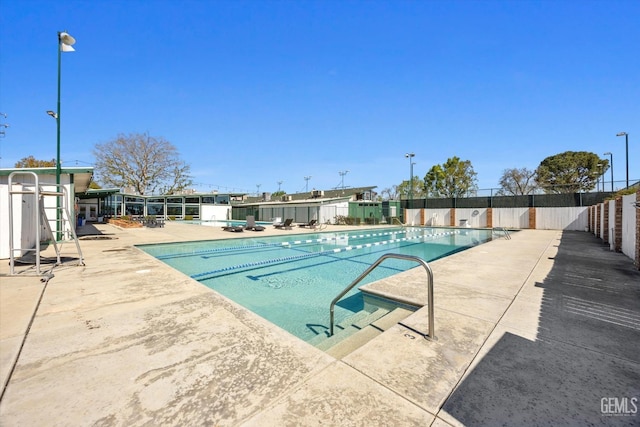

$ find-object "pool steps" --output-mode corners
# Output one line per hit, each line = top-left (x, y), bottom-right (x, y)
(308, 308), (389, 348)
(326, 307), (415, 359)
(310, 307), (414, 358)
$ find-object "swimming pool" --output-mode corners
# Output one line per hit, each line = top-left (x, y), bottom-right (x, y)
(139, 227), (493, 343)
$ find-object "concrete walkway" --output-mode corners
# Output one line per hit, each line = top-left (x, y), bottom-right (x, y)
(0, 223), (638, 426)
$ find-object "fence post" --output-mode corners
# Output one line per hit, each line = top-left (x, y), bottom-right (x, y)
(528, 207), (536, 229)
(614, 196), (622, 252)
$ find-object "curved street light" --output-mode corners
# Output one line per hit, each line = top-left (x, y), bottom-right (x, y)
(48, 30), (76, 240)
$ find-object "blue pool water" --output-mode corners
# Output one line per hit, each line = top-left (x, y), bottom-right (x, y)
(138, 227), (493, 342)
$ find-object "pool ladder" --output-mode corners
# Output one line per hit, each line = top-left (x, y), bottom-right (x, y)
(329, 253), (434, 339)
(391, 217), (406, 228)
(492, 227), (511, 240)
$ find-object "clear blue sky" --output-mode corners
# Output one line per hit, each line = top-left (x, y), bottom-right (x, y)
(1, 0), (638, 195)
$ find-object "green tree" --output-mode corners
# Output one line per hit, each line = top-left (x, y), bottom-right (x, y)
(397, 177), (426, 199)
(93, 133), (192, 195)
(14, 156), (56, 167)
(535, 151), (608, 193)
(423, 156), (478, 197)
(497, 168), (537, 195)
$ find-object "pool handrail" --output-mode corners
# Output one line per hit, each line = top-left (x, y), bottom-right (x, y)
(492, 227), (511, 240)
(391, 217), (406, 227)
(329, 253), (434, 339)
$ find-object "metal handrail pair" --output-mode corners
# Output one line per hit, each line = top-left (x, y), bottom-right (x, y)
(492, 227), (511, 240)
(329, 253), (434, 339)
(391, 217), (406, 227)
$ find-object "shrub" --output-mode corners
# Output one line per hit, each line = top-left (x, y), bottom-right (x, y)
(334, 215), (347, 225)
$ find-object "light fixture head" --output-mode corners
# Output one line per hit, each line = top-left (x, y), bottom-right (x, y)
(59, 31), (76, 52)
(616, 132), (627, 137)
(604, 152), (612, 156)
(59, 31), (76, 46)
(46, 110), (58, 119)
(405, 152), (415, 158)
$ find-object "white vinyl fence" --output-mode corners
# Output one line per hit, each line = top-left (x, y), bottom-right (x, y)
(492, 208), (529, 229)
(408, 207), (587, 230)
(621, 193), (637, 261)
(535, 207), (588, 231)
(608, 201), (616, 251)
(424, 209), (450, 226)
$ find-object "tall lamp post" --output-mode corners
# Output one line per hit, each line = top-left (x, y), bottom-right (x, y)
(48, 31), (76, 241)
(405, 152), (415, 206)
(603, 152), (613, 192)
(616, 132), (628, 188)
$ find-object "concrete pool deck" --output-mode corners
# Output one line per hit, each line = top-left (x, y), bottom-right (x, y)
(1, 222), (639, 425)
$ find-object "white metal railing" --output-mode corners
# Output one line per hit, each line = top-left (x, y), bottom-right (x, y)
(8, 171), (84, 275)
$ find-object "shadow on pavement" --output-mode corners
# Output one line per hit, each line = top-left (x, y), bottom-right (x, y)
(441, 231), (640, 425)
(77, 222), (117, 239)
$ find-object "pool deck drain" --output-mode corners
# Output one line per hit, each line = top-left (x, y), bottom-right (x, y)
(1, 223), (639, 426)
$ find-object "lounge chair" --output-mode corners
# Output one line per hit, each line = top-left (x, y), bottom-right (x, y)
(222, 225), (244, 232)
(274, 218), (293, 230)
(244, 215), (265, 231)
(298, 219), (317, 229)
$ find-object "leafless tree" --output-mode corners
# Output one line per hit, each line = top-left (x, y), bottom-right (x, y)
(93, 133), (192, 195)
(497, 168), (537, 195)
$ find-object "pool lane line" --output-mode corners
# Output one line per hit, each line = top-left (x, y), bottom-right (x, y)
(156, 230), (406, 259)
(190, 230), (459, 280)
(154, 229), (417, 259)
(245, 240), (423, 282)
(157, 228), (460, 260)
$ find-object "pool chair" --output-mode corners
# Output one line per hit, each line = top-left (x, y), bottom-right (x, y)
(244, 216), (265, 231)
(298, 219), (317, 229)
(274, 218), (294, 230)
(222, 225), (244, 232)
